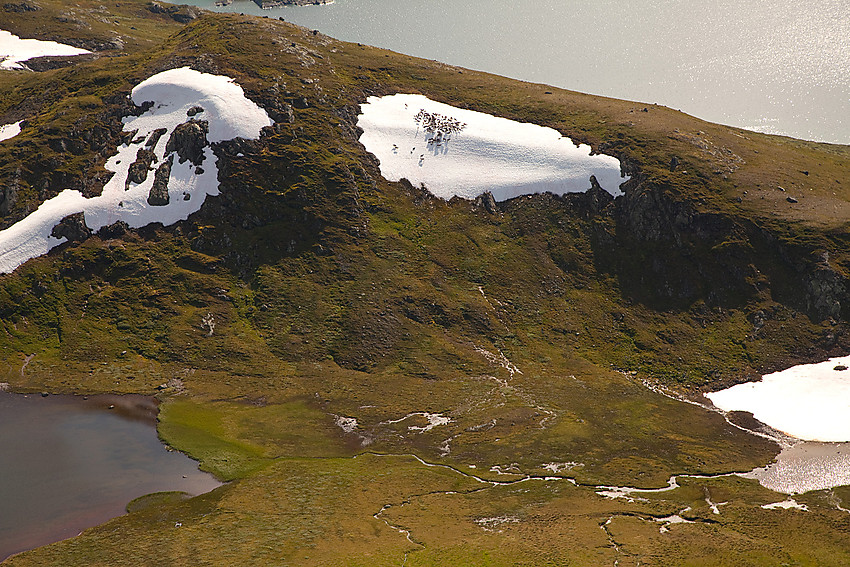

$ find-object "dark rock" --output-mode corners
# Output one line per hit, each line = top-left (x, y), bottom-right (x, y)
(805, 256), (845, 321)
(51, 212), (91, 242)
(0, 168), (21, 216)
(169, 6), (199, 23)
(133, 101), (155, 117)
(125, 147), (157, 188)
(97, 220), (128, 239)
(147, 1), (198, 22)
(186, 105), (204, 117)
(145, 127), (168, 148)
(120, 129), (139, 146)
(586, 175), (614, 214)
(751, 310), (766, 333)
(194, 167), (204, 175)
(165, 119), (209, 166)
(473, 191), (499, 214)
(20, 54), (95, 71)
(669, 156), (679, 171)
(3, 1), (39, 12)
(214, 136), (262, 158)
(786, 196), (798, 203)
(148, 154), (173, 206)
(834, 365), (848, 371)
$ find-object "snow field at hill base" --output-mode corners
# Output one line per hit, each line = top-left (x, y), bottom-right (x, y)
(707, 355), (850, 442)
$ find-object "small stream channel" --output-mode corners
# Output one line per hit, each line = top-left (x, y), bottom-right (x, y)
(0, 392), (220, 561)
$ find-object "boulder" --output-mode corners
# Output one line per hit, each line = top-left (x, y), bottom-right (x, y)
(51, 212), (91, 242)
(165, 119), (208, 166)
(0, 168), (21, 216)
(145, 127), (168, 148)
(473, 191), (498, 214)
(147, 2), (199, 23)
(97, 220), (128, 239)
(148, 154), (173, 206)
(585, 175), (614, 214)
(125, 147), (157, 188)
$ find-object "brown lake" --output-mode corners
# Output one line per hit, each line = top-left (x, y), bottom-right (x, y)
(0, 392), (220, 561)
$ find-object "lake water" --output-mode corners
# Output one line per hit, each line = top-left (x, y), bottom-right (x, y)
(0, 392), (220, 561)
(189, 0), (849, 145)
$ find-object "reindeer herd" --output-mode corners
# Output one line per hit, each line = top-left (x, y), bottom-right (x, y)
(413, 109), (467, 146)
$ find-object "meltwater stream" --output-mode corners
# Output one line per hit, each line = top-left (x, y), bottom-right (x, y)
(0, 392), (220, 561)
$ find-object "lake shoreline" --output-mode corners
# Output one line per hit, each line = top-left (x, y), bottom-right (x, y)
(0, 391), (221, 561)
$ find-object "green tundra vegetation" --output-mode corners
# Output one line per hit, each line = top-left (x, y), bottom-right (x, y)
(1, 1), (850, 565)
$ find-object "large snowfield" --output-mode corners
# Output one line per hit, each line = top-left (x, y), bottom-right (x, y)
(0, 67), (272, 274)
(0, 29), (90, 70)
(357, 93), (628, 202)
(707, 356), (850, 442)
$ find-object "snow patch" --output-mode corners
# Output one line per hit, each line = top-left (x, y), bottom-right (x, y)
(0, 67), (272, 275)
(705, 495), (726, 515)
(334, 415), (358, 434)
(596, 476), (680, 502)
(706, 355), (850, 442)
(542, 462), (582, 474)
(0, 29), (90, 70)
(357, 93), (628, 202)
(655, 514), (695, 533)
(380, 412), (452, 433)
(474, 345), (522, 378)
(761, 498), (808, 511)
(489, 463), (522, 476)
(0, 121), (22, 142)
(408, 412), (451, 433)
(475, 516), (520, 532)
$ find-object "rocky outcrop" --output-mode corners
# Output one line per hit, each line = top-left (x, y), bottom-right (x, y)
(147, 154), (172, 206)
(147, 2), (199, 24)
(604, 171), (850, 322)
(97, 220), (128, 239)
(473, 191), (498, 214)
(0, 168), (21, 217)
(51, 212), (91, 242)
(145, 127), (168, 148)
(165, 120), (208, 166)
(21, 54), (97, 72)
(586, 175), (614, 215)
(804, 253), (845, 321)
(3, 1), (39, 11)
(125, 147), (157, 188)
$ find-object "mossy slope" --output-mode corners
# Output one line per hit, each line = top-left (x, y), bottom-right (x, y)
(1, 3), (849, 565)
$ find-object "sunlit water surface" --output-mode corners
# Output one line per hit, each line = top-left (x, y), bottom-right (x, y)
(189, 0), (848, 144)
(744, 441), (850, 494)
